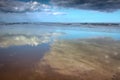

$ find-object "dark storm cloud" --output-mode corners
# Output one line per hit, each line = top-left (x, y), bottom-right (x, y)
(1, 0), (120, 12)
(0, 0), (50, 13)
(51, 0), (120, 12)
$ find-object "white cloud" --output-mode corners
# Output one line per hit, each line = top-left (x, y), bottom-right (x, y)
(0, 0), (52, 13)
(52, 12), (66, 15)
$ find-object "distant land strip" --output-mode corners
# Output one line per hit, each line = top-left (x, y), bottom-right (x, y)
(0, 22), (120, 27)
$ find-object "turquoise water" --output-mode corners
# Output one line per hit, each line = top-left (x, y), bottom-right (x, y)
(0, 24), (120, 43)
(56, 29), (120, 40)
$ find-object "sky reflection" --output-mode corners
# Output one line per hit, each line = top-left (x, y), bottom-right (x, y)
(0, 24), (120, 48)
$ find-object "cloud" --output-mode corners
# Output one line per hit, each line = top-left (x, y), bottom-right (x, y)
(47, 11), (67, 15)
(0, 0), (51, 13)
(1, 0), (120, 12)
(52, 12), (66, 15)
(51, 0), (120, 12)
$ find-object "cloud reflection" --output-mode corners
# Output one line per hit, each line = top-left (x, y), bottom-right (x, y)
(0, 32), (63, 48)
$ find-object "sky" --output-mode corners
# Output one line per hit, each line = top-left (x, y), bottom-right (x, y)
(0, 0), (120, 23)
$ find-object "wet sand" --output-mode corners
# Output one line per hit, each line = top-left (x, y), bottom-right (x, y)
(35, 37), (120, 80)
(0, 24), (120, 80)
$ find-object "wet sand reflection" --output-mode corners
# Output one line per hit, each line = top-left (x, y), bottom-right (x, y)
(0, 43), (50, 80)
(0, 24), (120, 80)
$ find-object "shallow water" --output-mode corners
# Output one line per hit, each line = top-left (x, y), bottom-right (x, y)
(0, 24), (120, 80)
